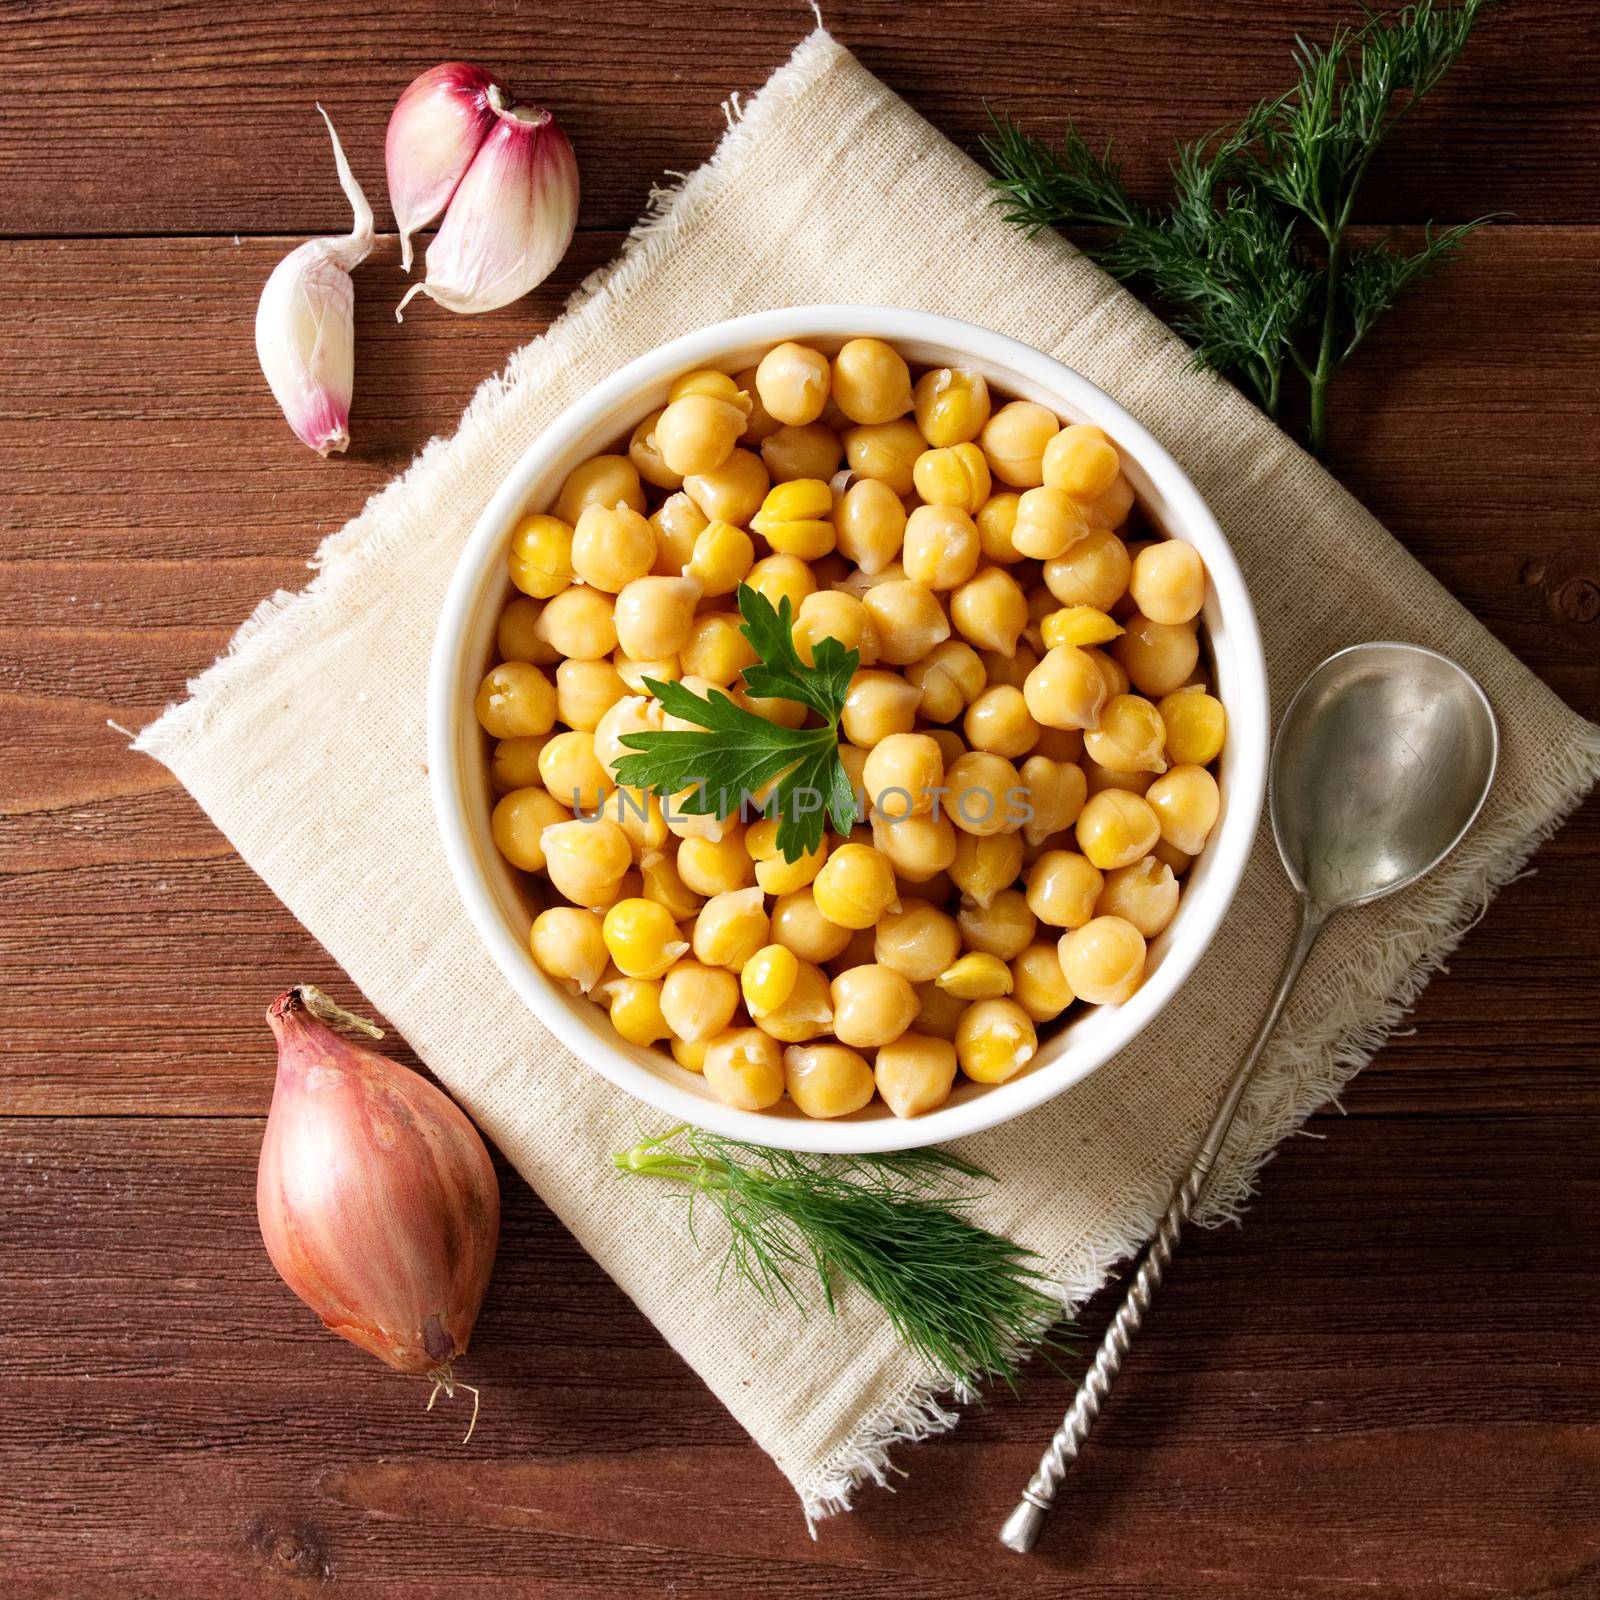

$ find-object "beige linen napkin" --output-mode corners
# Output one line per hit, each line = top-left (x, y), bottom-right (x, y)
(135, 28), (1600, 1520)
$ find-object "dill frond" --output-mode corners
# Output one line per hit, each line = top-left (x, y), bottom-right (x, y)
(982, 1), (1492, 452)
(614, 1124), (1065, 1389)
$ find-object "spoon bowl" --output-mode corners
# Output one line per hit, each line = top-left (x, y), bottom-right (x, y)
(1270, 642), (1499, 913)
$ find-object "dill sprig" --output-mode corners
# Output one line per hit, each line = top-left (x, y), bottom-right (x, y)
(982, 0), (1494, 453)
(614, 1124), (1065, 1388)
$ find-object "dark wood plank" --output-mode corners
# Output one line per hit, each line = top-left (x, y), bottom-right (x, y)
(1, 0), (1593, 239)
(2, 1111), (1595, 1597)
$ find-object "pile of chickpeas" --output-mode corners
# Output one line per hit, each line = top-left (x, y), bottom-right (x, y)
(475, 337), (1227, 1120)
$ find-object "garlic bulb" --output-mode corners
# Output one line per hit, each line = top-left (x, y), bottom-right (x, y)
(390, 70), (578, 319)
(385, 62), (498, 272)
(254, 107), (374, 455)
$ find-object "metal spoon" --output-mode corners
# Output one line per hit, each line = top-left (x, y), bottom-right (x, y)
(1000, 641), (1498, 1554)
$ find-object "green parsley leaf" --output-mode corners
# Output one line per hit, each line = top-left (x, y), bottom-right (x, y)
(610, 585), (860, 861)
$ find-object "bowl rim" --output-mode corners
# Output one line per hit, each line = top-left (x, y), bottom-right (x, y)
(428, 305), (1269, 1152)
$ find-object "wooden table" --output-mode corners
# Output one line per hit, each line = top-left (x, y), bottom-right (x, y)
(3, 2), (1597, 1594)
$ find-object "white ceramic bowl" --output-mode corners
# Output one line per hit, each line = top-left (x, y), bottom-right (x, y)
(429, 306), (1268, 1153)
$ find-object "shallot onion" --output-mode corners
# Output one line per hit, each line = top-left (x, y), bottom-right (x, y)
(257, 986), (500, 1426)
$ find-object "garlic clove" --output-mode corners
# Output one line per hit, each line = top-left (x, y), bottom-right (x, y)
(254, 106), (374, 456)
(385, 62), (499, 272)
(396, 88), (578, 320)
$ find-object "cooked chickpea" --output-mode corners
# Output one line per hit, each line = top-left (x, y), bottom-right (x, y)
(1145, 763), (1221, 855)
(832, 338), (913, 424)
(593, 694), (664, 783)
(1075, 788), (1162, 870)
(1025, 849), (1104, 929)
(974, 491), (1023, 563)
(1010, 942), (1075, 1022)
(840, 669), (920, 747)
(980, 400), (1059, 488)
(740, 556), (812, 619)
(541, 817), (632, 907)
(963, 685), (1040, 760)
(761, 422), (843, 483)
(659, 960), (741, 1042)
(906, 639), (986, 723)
(497, 597), (561, 667)
(680, 612), (757, 685)
(755, 342), (831, 426)
(491, 787), (569, 871)
(771, 887), (853, 963)
(914, 981), (968, 1040)
(955, 997), (1038, 1083)
(676, 830), (753, 898)
(683, 448), (769, 528)
(1083, 471), (1136, 531)
(1043, 528), (1132, 611)
(1088, 647), (1132, 699)
(874, 898), (963, 983)
(1019, 754), (1088, 847)
(1096, 856), (1180, 938)
(1041, 604), (1124, 650)
(703, 1028), (785, 1108)
(556, 658), (629, 732)
(949, 829), (1024, 908)
(874, 1033), (959, 1117)
(1130, 540), (1206, 626)
(754, 959), (835, 1042)
(1082, 757), (1154, 797)
(476, 661), (556, 738)
(593, 785), (668, 860)
(937, 951), (1013, 1000)
(750, 478), (836, 559)
(600, 974), (672, 1046)
(538, 730), (611, 812)
(682, 520), (755, 598)
(841, 419), (925, 497)
(873, 810), (958, 883)
(650, 491), (709, 574)
(946, 566), (1028, 656)
(1157, 685), (1227, 767)
(490, 734), (549, 792)
(902, 504), (980, 591)
(508, 513), (576, 599)
(654, 391), (747, 477)
(534, 586), (618, 660)
(1114, 613), (1200, 696)
(1058, 915), (1146, 1005)
(813, 843), (899, 930)
(864, 732), (944, 818)
(913, 367), (991, 448)
(1084, 693), (1169, 775)
(861, 579), (951, 666)
(780, 1043), (873, 1118)
(945, 751), (1025, 836)
(611, 577), (699, 664)
(1041, 423), (1121, 500)
(834, 477), (907, 575)
(830, 964), (919, 1048)
(601, 897), (689, 980)
(980, 642), (1040, 692)
(1011, 486), (1088, 561)
(744, 819), (826, 896)
(741, 942), (799, 1016)
(957, 888), (1037, 960)
(628, 409), (683, 491)
(671, 1035), (711, 1073)
(793, 590), (878, 668)
(554, 454), (646, 524)
(1023, 644), (1108, 732)
(913, 442), (992, 514)
(530, 906), (608, 995)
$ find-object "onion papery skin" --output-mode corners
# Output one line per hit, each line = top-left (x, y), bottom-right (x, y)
(257, 989), (500, 1374)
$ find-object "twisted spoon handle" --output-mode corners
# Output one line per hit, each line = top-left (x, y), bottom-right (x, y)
(999, 900), (1326, 1554)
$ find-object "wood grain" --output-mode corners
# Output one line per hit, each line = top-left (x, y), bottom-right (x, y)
(1, 0), (1595, 238)
(2, 0), (1598, 1591)
(2, 1113), (1596, 1597)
